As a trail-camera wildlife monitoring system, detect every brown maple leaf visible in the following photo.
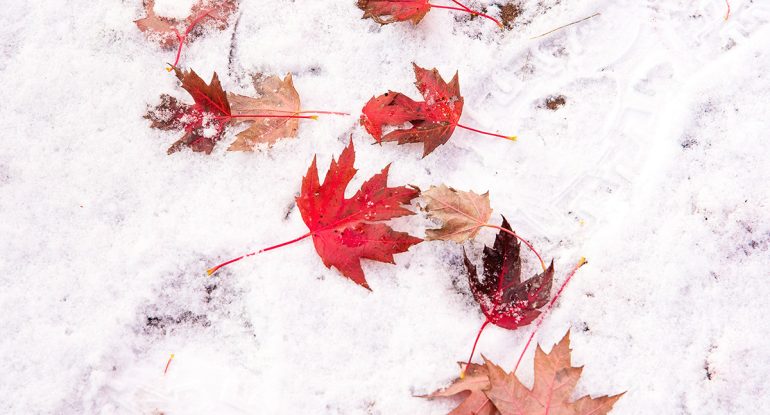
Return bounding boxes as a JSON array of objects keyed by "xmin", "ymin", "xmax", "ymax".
[
  {"xmin": 422, "ymin": 184, "xmax": 492, "ymax": 242},
  {"xmin": 428, "ymin": 331, "xmax": 624, "ymax": 415},
  {"xmin": 135, "ymin": 0, "xmax": 237, "ymax": 50},
  {"xmin": 425, "ymin": 362, "xmax": 498, "ymax": 415},
  {"xmin": 227, "ymin": 73, "xmax": 301, "ymax": 151},
  {"xmin": 483, "ymin": 331, "xmax": 625, "ymax": 415}
]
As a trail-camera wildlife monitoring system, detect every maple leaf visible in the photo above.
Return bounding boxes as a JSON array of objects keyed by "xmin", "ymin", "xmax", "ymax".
[
  {"xmin": 135, "ymin": 0, "xmax": 237, "ymax": 50},
  {"xmin": 430, "ymin": 331, "xmax": 624, "ymax": 415},
  {"xmin": 422, "ymin": 184, "xmax": 492, "ymax": 242},
  {"xmin": 207, "ymin": 140, "xmax": 422, "ymax": 289},
  {"xmin": 147, "ymin": 69, "xmax": 312, "ymax": 154},
  {"xmin": 227, "ymin": 73, "xmax": 301, "ymax": 151},
  {"xmin": 357, "ymin": 0, "xmax": 431, "ymax": 25},
  {"xmin": 425, "ymin": 362, "xmax": 498, "ymax": 415},
  {"xmin": 361, "ymin": 63, "xmax": 464, "ymax": 157},
  {"xmin": 465, "ymin": 217, "xmax": 555, "ymax": 330},
  {"xmin": 146, "ymin": 68, "xmax": 230, "ymax": 154},
  {"xmin": 483, "ymin": 331, "xmax": 625, "ymax": 414},
  {"xmin": 296, "ymin": 140, "xmax": 423, "ymax": 288},
  {"xmin": 357, "ymin": 0, "xmax": 503, "ymax": 27}
]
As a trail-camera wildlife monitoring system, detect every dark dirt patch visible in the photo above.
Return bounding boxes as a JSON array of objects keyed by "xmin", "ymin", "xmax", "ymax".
[
  {"xmin": 497, "ymin": 2, "xmax": 523, "ymax": 30},
  {"xmin": 545, "ymin": 95, "xmax": 566, "ymax": 110}
]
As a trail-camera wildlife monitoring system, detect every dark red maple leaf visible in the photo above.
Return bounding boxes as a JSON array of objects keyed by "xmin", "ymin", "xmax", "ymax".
[
  {"xmin": 460, "ymin": 216, "xmax": 555, "ymax": 375},
  {"xmin": 361, "ymin": 63, "xmax": 464, "ymax": 157},
  {"xmin": 146, "ymin": 68, "xmax": 231, "ymax": 154},
  {"xmin": 207, "ymin": 140, "xmax": 422, "ymax": 289},
  {"xmin": 357, "ymin": 0, "xmax": 502, "ymax": 27},
  {"xmin": 465, "ymin": 216, "xmax": 554, "ymax": 330}
]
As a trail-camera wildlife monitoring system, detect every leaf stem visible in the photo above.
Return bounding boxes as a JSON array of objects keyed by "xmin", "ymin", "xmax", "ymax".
[
  {"xmin": 216, "ymin": 114, "xmax": 319, "ymax": 120},
  {"xmin": 461, "ymin": 318, "xmax": 490, "ymax": 378},
  {"xmin": 206, "ymin": 232, "xmax": 312, "ymax": 275},
  {"xmin": 482, "ymin": 224, "xmax": 546, "ymax": 271},
  {"xmin": 163, "ymin": 353, "xmax": 175, "ymax": 375},
  {"xmin": 169, "ymin": 9, "xmax": 215, "ymax": 70},
  {"xmin": 512, "ymin": 257, "xmax": 587, "ymax": 374},
  {"xmin": 456, "ymin": 123, "xmax": 517, "ymax": 141},
  {"xmin": 428, "ymin": 1, "xmax": 503, "ymax": 28}
]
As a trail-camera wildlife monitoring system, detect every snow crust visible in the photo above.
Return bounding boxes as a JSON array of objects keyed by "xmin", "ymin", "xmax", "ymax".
[{"xmin": 1, "ymin": 0, "xmax": 769, "ymax": 413}]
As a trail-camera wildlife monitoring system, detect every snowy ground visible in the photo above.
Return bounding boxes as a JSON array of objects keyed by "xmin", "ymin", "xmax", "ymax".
[{"xmin": 1, "ymin": 0, "xmax": 769, "ymax": 413}]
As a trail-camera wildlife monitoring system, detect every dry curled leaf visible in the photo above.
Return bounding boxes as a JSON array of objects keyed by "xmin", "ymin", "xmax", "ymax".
[
  {"xmin": 422, "ymin": 184, "xmax": 492, "ymax": 242},
  {"xmin": 135, "ymin": 0, "xmax": 237, "ymax": 49},
  {"xmin": 484, "ymin": 331, "xmax": 624, "ymax": 415},
  {"xmin": 227, "ymin": 73, "xmax": 301, "ymax": 151}
]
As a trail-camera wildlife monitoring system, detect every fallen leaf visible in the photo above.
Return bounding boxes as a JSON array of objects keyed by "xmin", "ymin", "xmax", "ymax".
[
  {"xmin": 146, "ymin": 68, "xmax": 231, "ymax": 154},
  {"xmin": 135, "ymin": 0, "xmax": 237, "ymax": 50},
  {"xmin": 147, "ymin": 69, "xmax": 306, "ymax": 154},
  {"xmin": 357, "ymin": 0, "xmax": 431, "ymax": 25},
  {"xmin": 425, "ymin": 363, "xmax": 498, "ymax": 415},
  {"xmin": 465, "ymin": 217, "xmax": 554, "ymax": 330},
  {"xmin": 296, "ymin": 139, "xmax": 422, "ymax": 288},
  {"xmin": 361, "ymin": 63, "xmax": 464, "ymax": 157},
  {"xmin": 483, "ymin": 331, "xmax": 625, "ymax": 414},
  {"xmin": 422, "ymin": 184, "xmax": 492, "ymax": 242},
  {"xmin": 357, "ymin": 0, "xmax": 502, "ymax": 27},
  {"xmin": 227, "ymin": 73, "xmax": 301, "ymax": 151}
]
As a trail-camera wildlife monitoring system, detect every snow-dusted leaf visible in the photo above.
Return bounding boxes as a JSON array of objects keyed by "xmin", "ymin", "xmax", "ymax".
[
  {"xmin": 465, "ymin": 217, "xmax": 553, "ymax": 330},
  {"xmin": 135, "ymin": 0, "xmax": 237, "ymax": 49},
  {"xmin": 422, "ymin": 184, "xmax": 492, "ymax": 242}
]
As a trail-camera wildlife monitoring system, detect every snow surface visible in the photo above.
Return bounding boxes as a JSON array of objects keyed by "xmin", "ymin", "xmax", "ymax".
[{"xmin": 1, "ymin": 0, "xmax": 769, "ymax": 413}]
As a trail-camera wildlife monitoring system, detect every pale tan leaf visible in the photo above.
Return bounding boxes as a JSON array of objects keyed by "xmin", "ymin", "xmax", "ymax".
[
  {"xmin": 484, "ymin": 330, "xmax": 625, "ymax": 415},
  {"xmin": 425, "ymin": 363, "xmax": 498, "ymax": 415},
  {"xmin": 422, "ymin": 184, "xmax": 492, "ymax": 242},
  {"xmin": 227, "ymin": 73, "xmax": 301, "ymax": 151}
]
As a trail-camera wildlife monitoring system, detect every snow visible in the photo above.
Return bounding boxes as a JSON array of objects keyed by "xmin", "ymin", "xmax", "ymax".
[{"xmin": 1, "ymin": 0, "xmax": 769, "ymax": 413}]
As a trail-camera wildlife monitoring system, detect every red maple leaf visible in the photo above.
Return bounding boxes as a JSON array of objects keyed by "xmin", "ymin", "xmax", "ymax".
[
  {"xmin": 207, "ymin": 140, "xmax": 422, "ymax": 289},
  {"xmin": 146, "ymin": 68, "xmax": 231, "ymax": 154},
  {"xmin": 357, "ymin": 0, "xmax": 502, "ymax": 27},
  {"xmin": 361, "ymin": 64, "xmax": 514, "ymax": 157},
  {"xmin": 357, "ymin": 0, "xmax": 431, "ymax": 25},
  {"xmin": 361, "ymin": 63, "xmax": 464, "ymax": 157}
]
